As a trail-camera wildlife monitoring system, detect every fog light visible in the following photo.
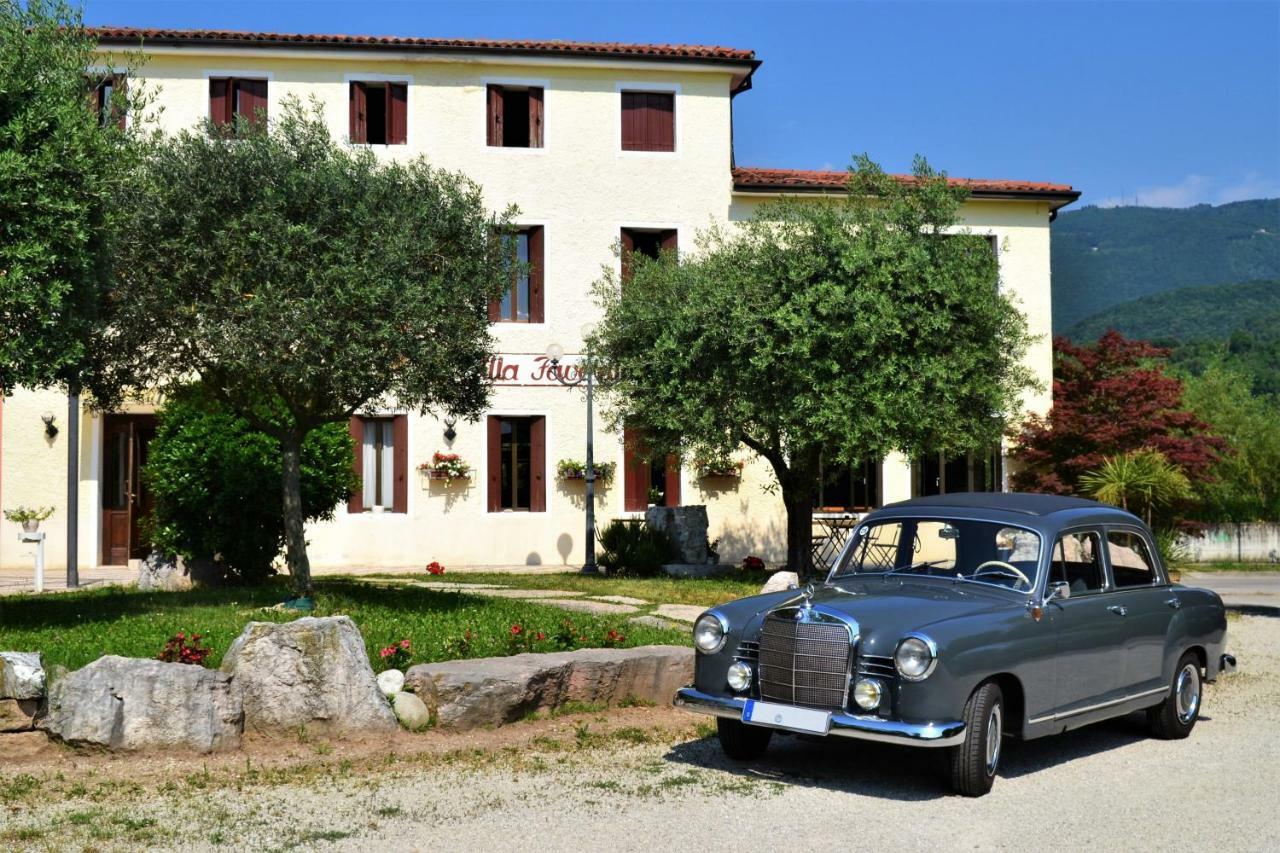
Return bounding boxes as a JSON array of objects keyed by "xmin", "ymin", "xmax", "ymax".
[
  {"xmin": 853, "ymin": 678, "xmax": 883, "ymax": 711},
  {"xmin": 727, "ymin": 660, "xmax": 753, "ymax": 692}
]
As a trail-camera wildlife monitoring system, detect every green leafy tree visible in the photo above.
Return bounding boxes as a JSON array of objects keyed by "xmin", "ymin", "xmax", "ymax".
[
  {"xmin": 591, "ymin": 156, "xmax": 1037, "ymax": 575},
  {"xmin": 90, "ymin": 99, "xmax": 510, "ymax": 593},
  {"xmin": 1181, "ymin": 363, "xmax": 1280, "ymax": 522},
  {"xmin": 145, "ymin": 386, "xmax": 356, "ymax": 584},
  {"xmin": 0, "ymin": 0, "xmax": 136, "ymax": 391},
  {"xmin": 1079, "ymin": 448, "xmax": 1193, "ymax": 526}
]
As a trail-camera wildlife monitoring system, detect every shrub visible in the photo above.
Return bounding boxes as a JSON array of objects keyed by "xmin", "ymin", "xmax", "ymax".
[
  {"xmin": 378, "ymin": 639, "xmax": 412, "ymax": 671},
  {"xmin": 157, "ymin": 632, "xmax": 212, "ymax": 666},
  {"xmin": 144, "ymin": 385, "xmax": 356, "ymax": 585},
  {"xmin": 742, "ymin": 555, "xmax": 765, "ymax": 571},
  {"xmin": 596, "ymin": 520, "xmax": 676, "ymax": 577},
  {"xmin": 425, "ymin": 561, "xmax": 446, "ymax": 576}
]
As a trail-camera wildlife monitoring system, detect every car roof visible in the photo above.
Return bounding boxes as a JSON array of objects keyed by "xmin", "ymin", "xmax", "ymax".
[{"xmin": 882, "ymin": 492, "xmax": 1107, "ymax": 517}]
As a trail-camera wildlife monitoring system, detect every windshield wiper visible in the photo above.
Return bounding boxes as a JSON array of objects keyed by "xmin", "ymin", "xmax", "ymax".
[{"xmin": 884, "ymin": 560, "xmax": 948, "ymax": 577}]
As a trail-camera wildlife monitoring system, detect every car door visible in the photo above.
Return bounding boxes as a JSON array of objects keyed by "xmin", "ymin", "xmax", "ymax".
[
  {"xmin": 1044, "ymin": 528, "xmax": 1125, "ymax": 714},
  {"xmin": 1103, "ymin": 527, "xmax": 1176, "ymax": 695}
]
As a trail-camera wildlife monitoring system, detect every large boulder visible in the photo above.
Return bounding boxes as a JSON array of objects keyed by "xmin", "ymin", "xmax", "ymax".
[
  {"xmin": 760, "ymin": 571, "xmax": 800, "ymax": 594},
  {"xmin": 221, "ymin": 616, "xmax": 396, "ymax": 736},
  {"xmin": 0, "ymin": 698, "xmax": 39, "ymax": 732},
  {"xmin": 405, "ymin": 645, "xmax": 692, "ymax": 730},
  {"xmin": 136, "ymin": 551, "xmax": 192, "ymax": 592},
  {"xmin": 645, "ymin": 505, "xmax": 710, "ymax": 564},
  {"xmin": 43, "ymin": 656, "xmax": 241, "ymax": 752},
  {"xmin": 0, "ymin": 652, "xmax": 45, "ymax": 700}
]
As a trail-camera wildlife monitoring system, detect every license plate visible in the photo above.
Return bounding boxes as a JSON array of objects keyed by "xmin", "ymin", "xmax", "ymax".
[{"xmin": 742, "ymin": 699, "xmax": 832, "ymax": 735}]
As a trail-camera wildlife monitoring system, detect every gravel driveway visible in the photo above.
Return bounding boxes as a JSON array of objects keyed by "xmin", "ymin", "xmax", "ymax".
[{"xmin": 4, "ymin": 615, "xmax": 1277, "ymax": 851}]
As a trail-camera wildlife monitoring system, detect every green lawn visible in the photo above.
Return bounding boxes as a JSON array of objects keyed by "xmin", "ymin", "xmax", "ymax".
[
  {"xmin": 352, "ymin": 570, "xmax": 771, "ymax": 607},
  {"xmin": 0, "ymin": 578, "xmax": 688, "ymax": 675},
  {"xmin": 1174, "ymin": 561, "xmax": 1280, "ymax": 573}
]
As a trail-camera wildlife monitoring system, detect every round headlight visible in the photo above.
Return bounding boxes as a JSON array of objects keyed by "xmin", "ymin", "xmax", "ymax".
[
  {"xmin": 693, "ymin": 612, "xmax": 728, "ymax": 654},
  {"xmin": 894, "ymin": 635, "xmax": 937, "ymax": 681},
  {"xmin": 853, "ymin": 678, "xmax": 883, "ymax": 711},
  {"xmin": 727, "ymin": 661, "xmax": 753, "ymax": 692}
]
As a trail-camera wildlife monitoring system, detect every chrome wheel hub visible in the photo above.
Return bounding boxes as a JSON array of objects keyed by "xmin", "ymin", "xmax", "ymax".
[
  {"xmin": 1175, "ymin": 663, "xmax": 1201, "ymax": 724},
  {"xmin": 985, "ymin": 703, "xmax": 1002, "ymax": 774}
]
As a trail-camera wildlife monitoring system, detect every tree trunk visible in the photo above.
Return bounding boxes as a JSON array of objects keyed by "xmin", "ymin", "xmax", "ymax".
[
  {"xmin": 280, "ymin": 431, "xmax": 312, "ymax": 595},
  {"xmin": 783, "ymin": 486, "xmax": 814, "ymax": 581}
]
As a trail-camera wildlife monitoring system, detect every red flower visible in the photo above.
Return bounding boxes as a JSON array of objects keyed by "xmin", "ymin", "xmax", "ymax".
[
  {"xmin": 535, "ymin": 632, "xmax": 546, "ymax": 641},
  {"xmin": 510, "ymin": 624, "xmax": 523, "ymax": 636},
  {"xmin": 400, "ymin": 639, "xmax": 411, "ymax": 650},
  {"xmin": 379, "ymin": 647, "xmax": 393, "ymax": 658}
]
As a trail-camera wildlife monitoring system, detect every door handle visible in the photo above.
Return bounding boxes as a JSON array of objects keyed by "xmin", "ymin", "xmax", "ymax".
[
  {"xmin": 1107, "ymin": 605, "xmax": 1128, "ymax": 617},
  {"xmin": 1165, "ymin": 597, "xmax": 1182, "ymax": 610}
]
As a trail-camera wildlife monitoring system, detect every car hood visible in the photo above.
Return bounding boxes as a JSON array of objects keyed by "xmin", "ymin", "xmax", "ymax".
[{"xmin": 722, "ymin": 576, "xmax": 1020, "ymax": 656}]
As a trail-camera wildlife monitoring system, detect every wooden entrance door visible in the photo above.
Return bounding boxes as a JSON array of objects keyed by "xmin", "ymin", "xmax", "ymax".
[{"xmin": 101, "ymin": 415, "xmax": 157, "ymax": 565}]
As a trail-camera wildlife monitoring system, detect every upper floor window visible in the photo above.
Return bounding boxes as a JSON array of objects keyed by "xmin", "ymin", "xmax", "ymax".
[
  {"xmin": 620, "ymin": 227, "xmax": 676, "ymax": 283},
  {"xmin": 210, "ymin": 77, "xmax": 268, "ymax": 131},
  {"xmin": 489, "ymin": 226, "xmax": 544, "ymax": 323},
  {"xmin": 350, "ymin": 81, "xmax": 407, "ymax": 145},
  {"xmin": 90, "ymin": 74, "xmax": 126, "ymax": 129},
  {"xmin": 621, "ymin": 90, "xmax": 674, "ymax": 152},
  {"xmin": 486, "ymin": 85, "xmax": 543, "ymax": 148}
]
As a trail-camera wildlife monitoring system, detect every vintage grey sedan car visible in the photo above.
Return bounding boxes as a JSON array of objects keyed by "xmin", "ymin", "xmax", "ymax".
[{"xmin": 675, "ymin": 493, "xmax": 1236, "ymax": 795}]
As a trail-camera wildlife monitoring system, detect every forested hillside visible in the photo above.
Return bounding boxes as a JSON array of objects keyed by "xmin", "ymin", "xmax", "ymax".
[{"xmin": 1065, "ymin": 279, "xmax": 1280, "ymax": 343}]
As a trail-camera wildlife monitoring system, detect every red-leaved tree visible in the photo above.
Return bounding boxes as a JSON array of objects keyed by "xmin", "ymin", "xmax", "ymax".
[{"xmin": 1010, "ymin": 331, "xmax": 1225, "ymax": 494}]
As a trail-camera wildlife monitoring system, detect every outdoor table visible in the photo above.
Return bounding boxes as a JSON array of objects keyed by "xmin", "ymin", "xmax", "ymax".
[{"xmin": 812, "ymin": 512, "xmax": 865, "ymax": 570}]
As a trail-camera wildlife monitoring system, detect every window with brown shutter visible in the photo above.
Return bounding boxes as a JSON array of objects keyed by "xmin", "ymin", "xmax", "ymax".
[
  {"xmin": 621, "ymin": 90, "xmax": 675, "ymax": 152},
  {"xmin": 350, "ymin": 81, "xmax": 408, "ymax": 145},
  {"xmin": 489, "ymin": 226, "xmax": 544, "ymax": 323},
  {"xmin": 620, "ymin": 228, "xmax": 677, "ymax": 284},
  {"xmin": 486, "ymin": 84, "xmax": 544, "ymax": 148},
  {"xmin": 89, "ymin": 74, "xmax": 126, "ymax": 130},
  {"xmin": 487, "ymin": 415, "xmax": 546, "ymax": 512},
  {"xmin": 348, "ymin": 414, "xmax": 408, "ymax": 513},
  {"xmin": 623, "ymin": 425, "xmax": 681, "ymax": 511},
  {"xmin": 209, "ymin": 77, "xmax": 268, "ymax": 132}
]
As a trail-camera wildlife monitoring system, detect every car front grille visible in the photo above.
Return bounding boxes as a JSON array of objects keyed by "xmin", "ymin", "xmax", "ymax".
[
  {"xmin": 757, "ymin": 611, "xmax": 853, "ymax": 711},
  {"xmin": 857, "ymin": 653, "xmax": 896, "ymax": 680}
]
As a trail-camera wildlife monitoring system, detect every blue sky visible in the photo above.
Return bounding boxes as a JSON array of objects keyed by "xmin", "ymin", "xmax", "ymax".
[{"xmin": 82, "ymin": 0, "xmax": 1280, "ymax": 209}]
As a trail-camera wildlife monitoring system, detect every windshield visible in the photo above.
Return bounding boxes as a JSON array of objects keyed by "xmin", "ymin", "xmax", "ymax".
[{"xmin": 831, "ymin": 517, "xmax": 1042, "ymax": 593}]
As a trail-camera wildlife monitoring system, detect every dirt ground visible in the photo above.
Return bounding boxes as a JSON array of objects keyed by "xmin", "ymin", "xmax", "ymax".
[{"xmin": 2, "ymin": 614, "xmax": 1277, "ymax": 852}]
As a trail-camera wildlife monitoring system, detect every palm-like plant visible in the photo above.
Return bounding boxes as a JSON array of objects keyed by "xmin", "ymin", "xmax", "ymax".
[{"xmin": 1080, "ymin": 449, "xmax": 1192, "ymax": 525}]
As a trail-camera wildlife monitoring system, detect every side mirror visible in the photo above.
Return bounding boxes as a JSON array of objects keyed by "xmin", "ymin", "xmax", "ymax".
[{"xmin": 1045, "ymin": 581, "xmax": 1071, "ymax": 604}]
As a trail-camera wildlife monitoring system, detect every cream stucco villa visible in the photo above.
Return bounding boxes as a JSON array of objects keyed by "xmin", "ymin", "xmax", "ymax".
[{"xmin": 0, "ymin": 28, "xmax": 1079, "ymax": 574}]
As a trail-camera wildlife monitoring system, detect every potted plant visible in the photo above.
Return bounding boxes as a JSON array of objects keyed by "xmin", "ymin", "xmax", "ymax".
[
  {"xmin": 556, "ymin": 459, "xmax": 615, "ymax": 484},
  {"xmin": 647, "ymin": 486, "xmax": 664, "ymax": 507},
  {"xmin": 694, "ymin": 453, "xmax": 744, "ymax": 480},
  {"xmin": 419, "ymin": 451, "xmax": 471, "ymax": 483},
  {"xmin": 4, "ymin": 506, "xmax": 54, "ymax": 534}
]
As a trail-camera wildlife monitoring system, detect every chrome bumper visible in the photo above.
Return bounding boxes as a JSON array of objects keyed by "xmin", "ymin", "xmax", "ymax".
[{"xmin": 673, "ymin": 687, "xmax": 966, "ymax": 748}]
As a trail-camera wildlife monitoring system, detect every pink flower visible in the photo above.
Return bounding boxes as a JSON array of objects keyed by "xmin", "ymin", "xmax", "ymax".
[
  {"xmin": 400, "ymin": 639, "xmax": 410, "ymax": 650},
  {"xmin": 379, "ymin": 647, "xmax": 392, "ymax": 658},
  {"xmin": 510, "ymin": 624, "xmax": 522, "ymax": 636}
]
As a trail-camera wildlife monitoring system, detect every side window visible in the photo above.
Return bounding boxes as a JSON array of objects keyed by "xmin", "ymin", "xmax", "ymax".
[
  {"xmin": 1107, "ymin": 530, "xmax": 1159, "ymax": 588},
  {"xmin": 1049, "ymin": 531, "xmax": 1104, "ymax": 595}
]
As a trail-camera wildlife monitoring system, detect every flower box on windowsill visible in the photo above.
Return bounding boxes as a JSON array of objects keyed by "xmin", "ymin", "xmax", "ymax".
[
  {"xmin": 424, "ymin": 470, "xmax": 469, "ymax": 482},
  {"xmin": 698, "ymin": 469, "xmax": 742, "ymax": 480}
]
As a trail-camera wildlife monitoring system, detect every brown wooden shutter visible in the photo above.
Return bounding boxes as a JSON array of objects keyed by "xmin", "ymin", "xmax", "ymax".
[
  {"xmin": 486, "ymin": 85, "xmax": 503, "ymax": 146},
  {"xmin": 487, "ymin": 228, "xmax": 504, "ymax": 321},
  {"xmin": 391, "ymin": 415, "xmax": 409, "ymax": 513},
  {"xmin": 623, "ymin": 425, "xmax": 646, "ymax": 512},
  {"xmin": 528, "ymin": 87, "xmax": 544, "ymax": 148},
  {"xmin": 209, "ymin": 78, "xmax": 232, "ymax": 127},
  {"xmin": 649, "ymin": 92, "xmax": 675, "ymax": 152},
  {"xmin": 349, "ymin": 82, "xmax": 366, "ymax": 143},
  {"xmin": 660, "ymin": 229, "xmax": 678, "ymax": 255},
  {"xmin": 620, "ymin": 228, "xmax": 636, "ymax": 285},
  {"xmin": 487, "ymin": 416, "xmax": 502, "ymax": 512},
  {"xmin": 347, "ymin": 417, "xmax": 365, "ymax": 514},
  {"xmin": 664, "ymin": 455, "xmax": 682, "ymax": 507},
  {"xmin": 111, "ymin": 75, "xmax": 127, "ymax": 130},
  {"xmin": 530, "ymin": 416, "xmax": 546, "ymax": 512},
  {"xmin": 387, "ymin": 83, "xmax": 408, "ymax": 145},
  {"xmin": 528, "ymin": 227, "xmax": 544, "ymax": 323},
  {"xmin": 240, "ymin": 79, "xmax": 267, "ymax": 125}
]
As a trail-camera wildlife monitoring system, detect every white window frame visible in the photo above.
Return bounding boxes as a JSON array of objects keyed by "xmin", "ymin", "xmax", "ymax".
[
  {"xmin": 480, "ymin": 76, "xmax": 551, "ymax": 154},
  {"xmin": 203, "ymin": 68, "xmax": 276, "ymax": 127},
  {"xmin": 483, "ymin": 410, "xmax": 551, "ymax": 515},
  {"xmin": 342, "ymin": 72, "xmax": 414, "ymax": 148}
]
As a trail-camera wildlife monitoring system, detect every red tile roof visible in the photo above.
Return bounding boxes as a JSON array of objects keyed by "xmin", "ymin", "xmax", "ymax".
[
  {"xmin": 90, "ymin": 27, "xmax": 758, "ymax": 65},
  {"xmin": 733, "ymin": 167, "xmax": 1078, "ymax": 200}
]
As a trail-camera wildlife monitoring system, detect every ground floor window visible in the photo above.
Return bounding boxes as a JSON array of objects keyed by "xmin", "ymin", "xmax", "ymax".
[
  {"xmin": 813, "ymin": 455, "xmax": 880, "ymax": 512},
  {"xmin": 487, "ymin": 415, "xmax": 546, "ymax": 512},
  {"xmin": 348, "ymin": 415, "xmax": 407, "ymax": 513},
  {"xmin": 913, "ymin": 447, "xmax": 1003, "ymax": 497},
  {"xmin": 623, "ymin": 426, "xmax": 680, "ymax": 511}
]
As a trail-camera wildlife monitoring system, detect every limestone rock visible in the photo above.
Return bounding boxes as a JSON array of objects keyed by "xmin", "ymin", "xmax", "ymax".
[
  {"xmin": 377, "ymin": 669, "xmax": 405, "ymax": 698},
  {"xmin": 0, "ymin": 698, "xmax": 39, "ymax": 732},
  {"xmin": 0, "ymin": 651, "xmax": 45, "ymax": 700},
  {"xmin": 44, "ymin": 656, "xmax": 241, "ymax": 752},
  {"xmin": 221, "ymin": 616, "xmax": 396, "ymax": 735},
  {"xmin": 136, "ymin": 551, "xmax": 192, "ymax": 592},
  {"xmin": 405, "ymin": 645, "xmax": 692, "ymax": 731},
  {"xmin": 645, "ymin": 505, "xmax": 710, "ymax": 564},
  {"xmin": 391, "ymin": 692, "xmax": 431, "ymax": 730},
  {"xmin": 0, "ymin": 731, "xmax": 53, "ymax": 762},
  {"xmin": 760, "ymin": 571, "xmax": 800, "ymax": 595}
]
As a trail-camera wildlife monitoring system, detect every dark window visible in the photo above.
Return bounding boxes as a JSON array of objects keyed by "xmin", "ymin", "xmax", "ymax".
[
  {"xmin": 487, "ymin": 416, "xmax": 546, "ymax": 512},
  {"xmin": 90, "ymin": 74, "xmax": 126, "ymax": 129},
  {"xmin": 623, "ymin": 426, "xmax": 680, "ymax": 511},
  {"xmin": 350, "ymin": 81, "xmax": 407, "ymax": 145},
  {"xmin": 814, "ymin": 456, "xmax": 879, "ymax": 512},
  {"xmin": 489, "ymin": 227, "xmax": 544, "ymax": 323},
  {"xmin": 915, "ymin": 448, "xmax": 1003, "ymax": 496},
  {"xmin": 621, "ymin": 91, "xmax": 675, "ymax": 152},
  {"xmin": 1107, "ymin": 530, "xmax": 1158, "ymax": 587},
  {"xmin": 210, "ymin": 77, "xmax": 268, "ymax": 131},
  {"xmin": 487, "ymin": 85, "xmax": 544, "ymax": 148},
  {"xmin": 620, "ymin": 228, "xmax": 677, "ymax": 283},
  {"xmin": 1049, "ymin": 531, "xmax": 1105, "ymax": 595}
]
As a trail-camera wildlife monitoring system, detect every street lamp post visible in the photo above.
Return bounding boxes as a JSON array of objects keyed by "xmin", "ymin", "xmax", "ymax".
[{"xmin": 546, "ymin": 333, "xmax": 599, "ymax": 575}]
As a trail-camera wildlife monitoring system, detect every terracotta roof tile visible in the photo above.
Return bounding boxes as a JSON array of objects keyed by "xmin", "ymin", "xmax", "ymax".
[
  {"xmin": 733, "ymin": 167, "xmax": 1076, "ymax": 196},
  {"xmin": 90, "ymin": 27, "xmax": 757, "ymax": 64}
]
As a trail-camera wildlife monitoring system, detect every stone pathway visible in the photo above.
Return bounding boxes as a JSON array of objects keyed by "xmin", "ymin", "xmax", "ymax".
[{"xmin": 407, "ymin": 578, "xmax": 709, "ymax": 627}]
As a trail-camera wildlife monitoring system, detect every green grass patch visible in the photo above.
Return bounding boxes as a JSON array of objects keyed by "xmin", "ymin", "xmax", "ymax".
[
  {"xmin": 354, "ymin": 569, "xmax": 769, "ymax": 607},
  {"xmin": 0, "ymin": 578, "xmax": 687, "ymax": 674},
  {"xmin": 1175, "ymin": 561, "xmax": 1280, "ymax": 573}
]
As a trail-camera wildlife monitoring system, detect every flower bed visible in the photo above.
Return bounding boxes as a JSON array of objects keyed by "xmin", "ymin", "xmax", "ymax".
[{"xmin": 556, "ymin": 459, "xmax": 615, "ymax": 483}]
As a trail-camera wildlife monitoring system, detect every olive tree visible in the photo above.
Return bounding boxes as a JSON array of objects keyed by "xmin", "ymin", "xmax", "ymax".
[
  {"xmin": 91, "ymin": 100, "xmax": 510, "ymax": 592},
  {"xmin": 591, "ymin": 156, "xmax": 1037, "ymax": 576}
]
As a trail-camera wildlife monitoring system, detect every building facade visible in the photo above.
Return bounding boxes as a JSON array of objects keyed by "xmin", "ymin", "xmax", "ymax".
[{"xmin": 0, "ymin": 28, "xmax": 1079, "ymax": 572}]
